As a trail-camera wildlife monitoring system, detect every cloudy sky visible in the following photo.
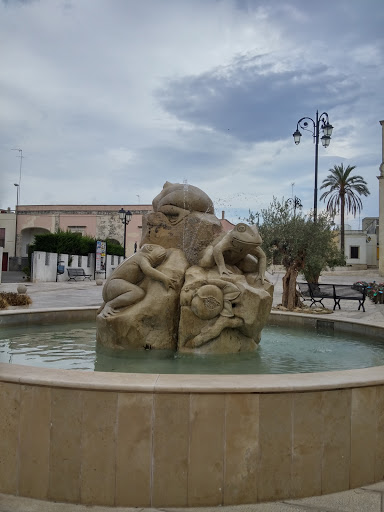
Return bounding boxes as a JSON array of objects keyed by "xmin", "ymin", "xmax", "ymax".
[{"xmin": 1, "ymin": 0, "xmax": 383, "ymax": 228}]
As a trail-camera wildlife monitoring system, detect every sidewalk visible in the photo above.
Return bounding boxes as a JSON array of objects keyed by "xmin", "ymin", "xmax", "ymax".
[
  {"xmin": 4, "ymin": 269, "xmax": 383, "ymax": 327},
  {"xmin": 268, "ymin": 268, "xmax": 384, "ymax": 329},
  {"xmin": 0, "ymin": 279, "xmax": 104, "ymax": 309},
  {"xmin": 1, "ymin": 269, "xmax": 384, "ymax": 512},
  {"xmin": 1, "ymin": 476, "xmax": 384, "ymax": 511}
]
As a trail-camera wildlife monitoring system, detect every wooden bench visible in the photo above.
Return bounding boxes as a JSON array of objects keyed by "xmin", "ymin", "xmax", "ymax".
[
  {"xmin": 297, "ymin": 282, "xmax": 366, "ymax": 312},
  {"xmin": 67, "ymin": 268, "xmax": 92, "ymax": 281}
]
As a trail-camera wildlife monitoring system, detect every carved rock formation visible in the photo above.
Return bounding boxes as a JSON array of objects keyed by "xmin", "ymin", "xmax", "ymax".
[
  {"xmin": 96, "ymin": 182, "xmax": 274, "ymax": 353},
  {"xmin": 141, "ymin": 211, "xmax": 223, "ymax": 266},
  {"xmin": 178, "ymin": 266, "xmax": 273, "ymax": 354},
  {"xmin": 96, "ymin": 248, "xmax": 188, "ymax": 350}
]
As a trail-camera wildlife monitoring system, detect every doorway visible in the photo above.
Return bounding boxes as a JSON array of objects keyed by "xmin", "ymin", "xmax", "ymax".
[{"xmin": 2, "ymin": 252, "xmax": 8, "ymax": 271}]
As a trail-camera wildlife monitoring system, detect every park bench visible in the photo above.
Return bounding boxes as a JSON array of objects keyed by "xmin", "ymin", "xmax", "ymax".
[
  {"xmin": 67, "ymin": 268, "xmax": 92, "ymax": 281},
  {"xmin": 297, "ymin": 282, "xmax": 366, "ymax": 312}
]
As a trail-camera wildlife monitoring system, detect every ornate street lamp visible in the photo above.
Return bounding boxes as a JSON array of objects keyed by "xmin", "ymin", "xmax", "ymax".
[
  {"xmin": 287, "ymin": 196, "xmax": 302, "ymax": 216},
  {"xmin": 293, "ymin": 111, "xmax": 333, "ymax": 222},
  {"xmin": 119, "ymin": 208, "xmax": 132, "ymax": 258}
]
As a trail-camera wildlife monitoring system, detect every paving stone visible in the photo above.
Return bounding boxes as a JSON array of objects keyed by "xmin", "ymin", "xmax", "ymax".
[
  {"xmin": 0, "ymin": 493, "xmax": 139, "ymax": 512},
  {"xmin": 287, "ymin": 487, "xmax": 382, "ymax": 511},
  {"xmin": 166, "ymin": 506, "xmax": 323, "ymax": 512},
  {"xmin": 362, "ymin": 482, "xmax": 384, "ymax": 492}
]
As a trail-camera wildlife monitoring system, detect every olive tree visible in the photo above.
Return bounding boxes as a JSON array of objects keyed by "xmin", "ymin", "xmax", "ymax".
[{"xmin": 246, "ymin": 198, "xmax": 345, "ymax": 310}]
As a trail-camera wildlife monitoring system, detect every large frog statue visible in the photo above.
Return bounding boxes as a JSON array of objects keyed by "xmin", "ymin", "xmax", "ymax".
[{"xmin": 152, "ymin": 181, "xmax": 215, "ymax": 224}]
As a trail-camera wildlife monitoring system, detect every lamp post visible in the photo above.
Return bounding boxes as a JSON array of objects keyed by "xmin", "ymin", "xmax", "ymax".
[
  {"xmin": 14, "ymin": 183, "xmax": 20, "ymax": 208},
  {"xmin": 293, "ymin": 111, "xmax": 333, "ymax": 222},
  {"xmin": 287, "ymin": 196, "xmax": 302, "ymax": 216},
  {"xmin": 11, "ymin": 148, "xmax": 23, "ymax": 204},
  {"xmin": 14, "ymin": 183, "xmax": 20, "ymax": 258},
  {"xmin": 119, "ymin": 208, "xmax": 132, "ymax": 258}
]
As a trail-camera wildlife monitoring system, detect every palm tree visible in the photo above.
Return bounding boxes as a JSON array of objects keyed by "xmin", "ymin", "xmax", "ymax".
[{"xmin": 320, "ymin": 164, "xmax": 370, "ymax": 254}]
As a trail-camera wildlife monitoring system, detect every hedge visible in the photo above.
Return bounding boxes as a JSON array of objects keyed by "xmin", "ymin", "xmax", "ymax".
[{"xmin": 28, "ymin": 230, "xmax": 124, "ymax": 257}]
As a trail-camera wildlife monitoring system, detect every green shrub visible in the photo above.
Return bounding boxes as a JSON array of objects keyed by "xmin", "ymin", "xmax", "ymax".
[{"xmin": 31, "ymin": 230, "xmax": 124, "ymax": 257}]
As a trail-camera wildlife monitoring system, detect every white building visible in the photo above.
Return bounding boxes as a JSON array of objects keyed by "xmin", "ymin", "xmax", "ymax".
[
  {"xmin": 379, "ymin": 120, "xmax": 384, "ymax": 276},
  {"xmin": 344, "ymin": 227, "xmax": 378, "ymax": 268}
]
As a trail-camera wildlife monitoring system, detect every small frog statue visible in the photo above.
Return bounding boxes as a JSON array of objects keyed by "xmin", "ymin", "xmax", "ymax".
[{"xmin": 199, "ymin": 223, "xmax": 266, "ymax": 284}]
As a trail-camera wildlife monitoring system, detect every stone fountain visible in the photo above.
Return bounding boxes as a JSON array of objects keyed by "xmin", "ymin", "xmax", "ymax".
[
  {"xmin": 2, "ymin": 183, "xmax": 384, "ymax": 507},
  {"xmin": 96, "ymin": 182, "xmax": 273, "ymax": 353}
]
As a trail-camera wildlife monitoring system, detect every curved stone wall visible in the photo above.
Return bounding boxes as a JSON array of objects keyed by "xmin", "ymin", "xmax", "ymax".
[{"xmin": 0, "ymin": 308, "xmax": 384, "ymax": 506}]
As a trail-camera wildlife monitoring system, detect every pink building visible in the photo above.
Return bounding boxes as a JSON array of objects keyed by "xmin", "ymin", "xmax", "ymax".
[
  {"xmin": 14, "ymin": 204, "xmax": 234, "ymax": 261},
  {"xmin": 15, "ymin": 204, "xmax": 152, "ymax": 260}
]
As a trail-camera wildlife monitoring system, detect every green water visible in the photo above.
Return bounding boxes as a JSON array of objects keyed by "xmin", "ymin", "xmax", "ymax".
[{"xmin": 0, "ymin": 322, "xmax": 383, "ymax": 374}]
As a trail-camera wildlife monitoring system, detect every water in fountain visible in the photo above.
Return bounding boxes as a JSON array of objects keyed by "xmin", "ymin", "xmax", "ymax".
[{"xmin": 2, "ymin": 321, "xmax": 384, "ymax": 374}]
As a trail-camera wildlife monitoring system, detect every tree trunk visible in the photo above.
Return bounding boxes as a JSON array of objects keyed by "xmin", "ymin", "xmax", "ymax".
[{"xmin": 282, "ymin": 266, "xmax": 299, "ymax": 309}]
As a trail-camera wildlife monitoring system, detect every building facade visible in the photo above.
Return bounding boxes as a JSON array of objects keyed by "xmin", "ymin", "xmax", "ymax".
[
  {"xmin": 14, "ymin": 204, "xmax": 152, "ymax": 263},
  {"xmin": 0, "ymin": 209, "xmax": 16, "ymax": 271},
  {"xmin": 3, "ymin": 205, "xmax": 234, "ymax": 270},
  {"xmin": 379, "ymin": 120, "xmax": 384, "ymax": 276},
  {"xmin": 343, "ymin": 229, "xmax": 378, "ymax": 267}
]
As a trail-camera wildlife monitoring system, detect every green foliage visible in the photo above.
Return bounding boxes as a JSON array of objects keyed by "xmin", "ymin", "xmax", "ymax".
[
  {"xmin": 245, "ymin": 198, "xmax": 345, "ymax": 309},
  {"xmin": 320, "ymin": 164, "xmax": 370, "ymax": 217},
  {"xmin": 320, "ymin": 163, "xmax": 370, "ymax": 253},
  {"xmin": 33, "ymin": 229, "xmax": 94, "ymax": 255},
  {"xmin": 105, "ymin": 238, "xmax": 125, "ymax": 256},
  {"xmin": 30, "ymin": 230, "xmax": 124, "ymax": 257},
  {"xmin": 246, "ymin": 198, "xmax": 344, "ymax": 281},
  {"xmin": 243, "ymin": 210, "xmax": 260, "ymax": 226}
]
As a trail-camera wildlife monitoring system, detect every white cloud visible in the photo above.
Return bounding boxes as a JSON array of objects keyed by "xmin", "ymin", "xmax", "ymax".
[{"xmin": 0, "ymin": 0, "xmax": 382, "ymax": 232}]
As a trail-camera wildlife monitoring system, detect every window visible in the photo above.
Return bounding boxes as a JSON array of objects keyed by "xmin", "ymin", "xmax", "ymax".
[
  {"xmin": 0, "ymin": 228, "xmax": 5, "ymax": 248},
  {"xmin": 68, "ymin": 226, "xmax": 86, "ymax": 235},
  {"xmin": 350, "ymin": 246, "xmax": 359, "ymax": 259}
]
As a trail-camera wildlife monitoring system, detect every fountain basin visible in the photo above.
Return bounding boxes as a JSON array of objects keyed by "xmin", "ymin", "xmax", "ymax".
[{"xmin": 1, "ymin": 307, "xmax": 384, "ymax": 507}]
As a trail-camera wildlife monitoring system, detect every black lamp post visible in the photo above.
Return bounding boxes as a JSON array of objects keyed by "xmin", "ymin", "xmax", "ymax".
[
  {"xmin": 14, "ymin": 183, "xmax": 20, "ymax": 259},
  {"xmin": 14, "ymin": 183, "xmax": 20, "ymax": 207},
  {"xmin": 119, "ymin": 208, "xmax": 132, "ymax": 258},
  {"xmin": 287, "ymin": 196, "xmax": 302, "ymax": 216},
  {"xmin": 293, "ymin": 111, "xmax": 333, "ymax": 222}
]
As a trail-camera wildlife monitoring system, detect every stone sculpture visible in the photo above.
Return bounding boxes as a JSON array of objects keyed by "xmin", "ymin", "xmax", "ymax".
[
  {"xmin": 199, "ymin": 223, "xmax": 266, "ymax": 282},
  {"xmin": 152, "ymin": 181, "xmax": 215, "ymax": 223},
  {"xmin": 141, "ymin": 181, "xmax": 222, "ymax": 265},
  {"xmin": 96, "ymin": 182, "xmax": 273, "ymax": 354},
  {"xmin": 98, "ymin": 244, "xmax": 176, "ymax": 319}
]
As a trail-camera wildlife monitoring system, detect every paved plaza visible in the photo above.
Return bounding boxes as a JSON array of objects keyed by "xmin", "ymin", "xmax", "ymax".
[
  {"xmin": 1, "ymin": 267, "xmax": 383, "ymax": 328},
  {"xmin": 1, "ymin": 268, "xmax": 384, "ymax": 511}
]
